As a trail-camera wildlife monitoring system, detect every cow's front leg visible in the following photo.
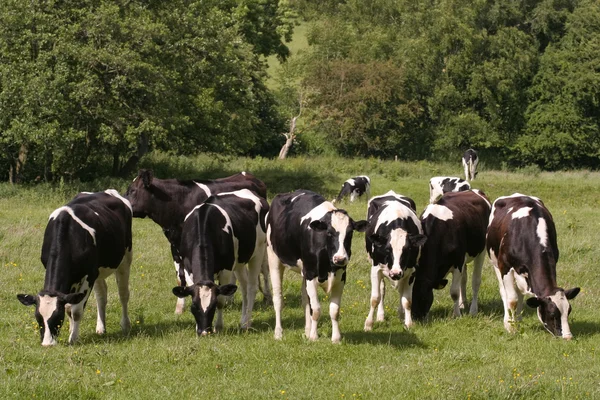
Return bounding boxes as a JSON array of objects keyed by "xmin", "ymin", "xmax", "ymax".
[
  {"xmin": 68, "ymin": 301, "xmax": 85, "ymax": 344},
  {"xmin": 305, "ymin": 277, "xmax": 321, "ymax": 341},
  {"xmin": 329, "ymin": 269, "xmax": 345, "ymax": 343},
  {"xmin": 364, "ymin": 265, "xmax": 383, "ymax": 331},
  {"xmin": 174, "ymin": 260, "xmax": 185, "ymax": 315},
  {"xmin": 398, "ymin": 273, "xmax": 415, "ymax": 328},
  {"xmin": 267, "ymin": 246, "xmax": 285, "ymax": 340},
  {"xmin": 94, "ymin": 279, "xmax": 108, "ymax": 334},
  {"xmin": 215, "ymin": 269, "xmax": 234, "ymax": 333},
  {"xmin": 115, "ymin": 249, "xmax": 132, "ymax": 332}
]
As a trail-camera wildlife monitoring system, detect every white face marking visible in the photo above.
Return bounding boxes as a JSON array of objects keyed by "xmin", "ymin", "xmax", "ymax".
[
  {"xmin": 374, "ymin": 202, "xmax": 422, "ymax": 233},
  {"xmin": 38, "ymin": 295, "xmax": 58, "ymax": 346},
  {"xmin": 194, "ymin": 182, "xmax": 212, "ymax": 197},
  {"xmin": 331, "ymin": 212, "xmax": 350, "ymax": 262},
  {"xmin": 512, "ymin": 207, "xmax": 532, "ymax": 219},
  {"xmin": 49, "ymin": 207, "xmax": 96, "ymax": 245},
  {"xmin": 537, "ymin": 218, "xmax": 548, "ymax": 248},
  {"xmin": 422, "ymin": 204, "xmax": 453, "ymax": 221},
  {"xmin": 300, "ymin": 201, "xmax": 337, "ymax": 225},
  {"xmin": 199, "ymin": 286, "xmax": 212, "ymax": 312},
  {"xmin": 389, "ymin": 228, "xmax": 407, "ymax": 274},
  {"xmin": 549, "ymin": 291, "xmax": 572, "ymax": 338},
  {"xmin": 105, "ymin": 189, "xmax": 133, "ymax": 215}
]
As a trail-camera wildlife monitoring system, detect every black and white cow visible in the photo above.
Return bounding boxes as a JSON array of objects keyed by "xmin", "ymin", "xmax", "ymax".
[
  {"xmin": 429, "ymin": 176, "xmax": 471, "ymax": 204},
  {"xmin": 364, "ymin": 191, "xmax": 426, "ymax": 331},
  {"xmin": 17, "ymin": 190, "xmax": 133, "ymax": 346},
  {"xmin": 266, "ymin": 190, "xmax": 367, "ymax": 342},
  {"xmin": 412, "ymin": 190, "xmax": 491, "ymax": 320},
  {"xmin": 462, "ymin": 149, "xmax": 479, "ymax": 181},
  {"xmin": 172, "ymin": 189, "xmax": 268, "ymax": 336},
  {"xmin": 334, "ymin": 176, "xmax": 371, "ymax": 203},
  {"xmin": 486, "ymin": 193, "xmax": 580, "ymax": 339},
  {"xmin": 124, "ymin": 169, "xmax": 271, "ymax": 313}
]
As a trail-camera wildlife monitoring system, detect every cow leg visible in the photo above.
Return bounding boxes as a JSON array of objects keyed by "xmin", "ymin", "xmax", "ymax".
[
  {"xmin": 267, "ymin": 246, "xmax": 285, "ymax": 340},
  {"xmin": 469, "ymin": 252, "xmax": 485, "ymax": 315},
  {"xmin": 115, "ymin": 249, "xmax": 132, "ymax": 332},
  {"xmin": 449, "ymin": 267, "xmax": 463, "ymax": 317},
  {"xmin": 378, "ymin": 278, "xmax": 386, "ymax": 321},
  {"xmin": 460, "ymin": 262, "xmax": 468, "ymax": 311},
  {"xmin": 463, "ymin": 161, "xmax": 469, "ymax": 181},
  {"xmin": 329, "ymin": 269, "xmax": 345, "ymax": 343},
  {"xmin": 350, "ymin": 190, "xmax": 357, "ymax": 202},
  {"xmin": 215, "ymin": 269, "xmax": 234, "ymax": 333},
  {"xmin": 259, "ymin": 252, "xmax": 273, "ymax": 305},
  {"xmin": 94, "ymin": 279, "xmax": 108, "ymax": 335},
  {"xmin": 68, "ymin": 300, "xmax": 86, "ymax": 345},
  {"xmin": 398, "ymin": 275, "xmax": 415, "ymax": 328},
  {"xmin": 301, "ymin": 278, "xmax": 311, "ymax": 338},
  {"xmin": 174, "ymin": 260, "xmax": 185, "ymax": 315},
  {"xmin": 305, "ymin": 277, "xmax": 321, "ymax": 341},
  {"xmin": 243, "ymin": 249, "xmax": 264, "ymax": 329},
  {"xmin": 498, "ymin": 268, "xmax": 518, "ymax": 333},
  {"xmin": 235, "ymin": 264, "xmax": 249, "ymax": 329},
  {"xmin": 365, "ymin": 266, "xmax": 383, "ymax": 331}
]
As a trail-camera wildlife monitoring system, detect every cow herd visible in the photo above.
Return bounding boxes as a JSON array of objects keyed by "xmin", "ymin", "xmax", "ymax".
[{"xmin": 17, "ymin": 150, "xmax": 580, "ymax": 346}]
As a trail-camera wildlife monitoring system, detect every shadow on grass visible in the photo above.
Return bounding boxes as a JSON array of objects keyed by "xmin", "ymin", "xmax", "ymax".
[
  {"xmin": 422, "ymin": 297, "xmax": 506, "ymax": 321},
  {"xmin": 570, "ymin": 320, "xmax": 600, "ymax": 338},
  {"xmin": 344, "ymin": 329, "xmax": 424, "ymax": 349}
]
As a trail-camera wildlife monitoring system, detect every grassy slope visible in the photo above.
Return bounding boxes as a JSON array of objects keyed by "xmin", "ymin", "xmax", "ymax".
[{"xmin": 1, "ymin": 155, "xmax": 599, "ymax": 399}]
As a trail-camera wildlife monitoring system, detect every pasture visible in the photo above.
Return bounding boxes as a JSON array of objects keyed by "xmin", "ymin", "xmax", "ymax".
[{"xmin": 1, "ymin": 155, "xmax": 599, "ymax": 399}]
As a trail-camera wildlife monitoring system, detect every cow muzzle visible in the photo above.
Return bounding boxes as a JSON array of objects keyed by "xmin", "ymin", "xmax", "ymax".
[
  {"xmin": 389, "ymin": 269, "xmax": 404, "ymax": 280},
  {"xmin": 332, "ymin": 255, "xmax": 348, "ymax": 266}
]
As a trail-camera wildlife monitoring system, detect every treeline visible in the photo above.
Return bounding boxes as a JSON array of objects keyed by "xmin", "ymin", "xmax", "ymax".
[
  {"xmin": 282, "ymin": 0, "xmax": 600, "ymax": 168},
  {"xmin": 1, "ymin": 0, "xmax": 599, "ymax": 183}
]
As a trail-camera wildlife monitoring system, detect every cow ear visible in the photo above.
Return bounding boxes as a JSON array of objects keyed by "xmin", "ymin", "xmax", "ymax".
[
  {"xmin": 309, "ymin": 220, "xmax": 328, "ymax": 232},
  {"xmin": 61, "ymin": 292, "xmax": 86, "ymax": 304},
  {"xmin": 409, "ymin": 234, "xmax": 427, "ymax": 247},
  {"xmin": 565, "ymin": 287, "xmax": 580, "ymax": 300},
  {"xmin": 353, "ymin": 220, "xmax": 368, "ymax": 232},
  {"xmin": 172, "ymin": 286, "xmax": 194, "ymax": 298},
  {"xmin": 217, "ymin": 284, "xmax": 237, "ymax": 297},
  {"xmin": 140, "ymin": 169, "xmax": 153, "ymax": 188},
  {"xmin": 526, "ymin": 297, "xmax": 542, "ymax": 308},
  {"xmin": 369, "ymin": 234, "xmax": 387, "ymax": 247},
  {"xmin": 17, "ymin": 294, "xmax": 36, "ymax": 306},
  {"xmin": 435, "ymin": 279, "xmax": 448, "ymax": 290}
]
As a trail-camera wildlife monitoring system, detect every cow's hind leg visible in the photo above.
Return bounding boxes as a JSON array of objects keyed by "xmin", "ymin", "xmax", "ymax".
[
  {"xmin": 115, "ymin": 249, "xmax": 132, "ymax": 332},
  {"xmin": 267, "ymin": 246, "xmax": 285, "ymax": 340},
  {"xmin": 364, "ymin": 265, "xmax": 383, "ymax": 331},
  {"xmin": 94, "ymin": 279, "xmax": 108, "ymax": 334},
  {"xmin": 329, "ymin": 269, "xmax": 345, "ymax": 343},
  {"xmin": 174, "ymin": 260, "xmax": 185, "ymax": 315},
  {"xmin": 469, "ymin": 252, "xmax": 484, "ymax": 315},
  {"xmin": 450, "ymin": 267, "xmax": 464, "ymax": 317},
  {"xmin": 259, "ymin": 250, "xmax": 273, "ymax": 305}
]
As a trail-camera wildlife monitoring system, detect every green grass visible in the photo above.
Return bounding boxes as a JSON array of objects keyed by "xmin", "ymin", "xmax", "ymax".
[{"xmin": 1, "ymin": 155, "xmax": 599, "ymax": 399}]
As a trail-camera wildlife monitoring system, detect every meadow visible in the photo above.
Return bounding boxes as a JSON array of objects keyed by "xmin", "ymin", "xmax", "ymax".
[{"xmin": 1, "ymin": 154, "xmax": 599, "ymax": 399}]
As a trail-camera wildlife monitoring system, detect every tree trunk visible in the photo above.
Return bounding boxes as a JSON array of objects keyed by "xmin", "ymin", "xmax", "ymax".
[
  {"xmin": 278, "ymin": 136, "xmax": 294, "ymax": 160},
  {"xmin": 119, "ymin": 133, "xmax": 149, "ymax": 177}
]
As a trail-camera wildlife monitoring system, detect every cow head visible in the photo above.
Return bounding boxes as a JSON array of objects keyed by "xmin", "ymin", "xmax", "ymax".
[
  {"xmin": 526, "ymin": 287, "xmax": 580, "ymax": 339},
  {"xmin": 370, "ymin": 230, "xmax": 427, "ymax": 280},
  {"xmin": 17, "ymin": 291, "xmax": 86, "ymax": 346},
  {"xmin": 309, "ymin": 210, "xmax": 367, "ymax": 267},
  {"xmin": 411, "ymin": 277, "xmax": 448, "ymax": 320},
  {"xmin": 172, "ymin": 281, "xmax": 237, "ymax": 336},
  {"xmin": 124, "ymin": 169, "xmax": 166, "ymax": 218}
]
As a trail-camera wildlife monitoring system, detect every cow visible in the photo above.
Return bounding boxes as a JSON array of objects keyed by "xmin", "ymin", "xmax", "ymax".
[
  {"xmin": 429, "ymin": 176, "xmax": 471, "ymax": 204},
  {"xmin": 412, "ymin": 190, "xmax": 491, "ymax": 320},
  {"xmin": 486, "ymin": 193, "xmax": 580, "ymax": 339},
  {"xmin": 124, "ymin": 169, "xmax": 271, "ymax": 313},
  {"xmin": 171, "ymin": 189, "xmax": 268, "ymax": 336},
  {"xmin": 363, "ymin": 191, "xmax": 426, "ymax": 331},
  {"xmin": 266, "ymin": 190, "xmax": 367, "ymax": 343},
  {"xmin": 333, "ymin": 176, "xmax": 371, "ymax": 203},
  {"xmin": 462, "ymin": 149, "xmax": 479, "ymax": 181},
  {"xmin": 17, "ymin": 190, "xmax": 133, "ymax": 346}
]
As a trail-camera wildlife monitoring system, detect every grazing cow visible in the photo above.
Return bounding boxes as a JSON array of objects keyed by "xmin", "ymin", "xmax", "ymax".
[
  {"xmin": 412, "ymin": 190, "xmax": 491, "ymax": 320},
  {"xmin": 363, "ymin": 191, "xmax": 426, "ymax": 331},
  {"xmin": 124, "ymin": 169, "xmax": 271, "ymax": 313},
  {"xmin": 334, "ymin": 176, "xmax": 371, "ymax": 203},
  {"xmin": 429, "ymin": 176, "xmax": 471, "ymax": 204},
  {"xmin": 17, "ymin": 190, "xmax": 132, "ymax": 346},
  {"xmin": 266, "ymin": 190, "xmax": 367, "ymax": 342},
  {"xmin": 172, "ymin": 189, "xmax": 268, "ymax": 336},
  {"xmin": 462, "ymin": 149, "xmax": 479, "ymax": 181},
  {"xmin": 486, "ymin": 193, "xmax": 580, "ymax": 339}
]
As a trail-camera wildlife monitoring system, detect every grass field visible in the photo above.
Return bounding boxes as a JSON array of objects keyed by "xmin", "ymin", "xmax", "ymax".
[{"xmin": 1, "ymin": 155, "xmax": 599, "ymax": 399}]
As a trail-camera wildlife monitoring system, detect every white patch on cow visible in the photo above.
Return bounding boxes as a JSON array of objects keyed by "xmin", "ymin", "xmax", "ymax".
[
  {"xmin": 242, "ymin": 171, "xmax": 247, "ymax": 176},
  {"xmin": 38, "ymin": 295, "xmax": 58, "ymax": 346},
  {"xmin": 374, "ymin": 201, "xmax": 421, "ymax": 233},
  {"xmin": 300, "ymin": 201, "xmax": 337, "ymax": 225},
  {"xmin": 81, "ymin": 191, "xmax": 94, "ymax": 195},
  {"xmin": 199, "ymin": 286, "xmax": 212, "ymax": 312},
  {"xmin": 537, "ymin": 218, "xmax": 548, "ymax": 248},
  {"xmin": 105, "ymin": 189, "xmax": 133, "ymax": 215},
  {"xmin": 549, "ymin": 291, "xmax": 573, "ymax": 338},
  {"xmin": 514, "ymin": 270, "xmax": 532, "ymax": 295},
  {"xmin": 49, "ymin": 206, "xmax": 96, "ymax": 245},
  {"xmin": 218, "ymin": 189, "xmax": 262, "ymax": 216},
  {"xmin": 291, "ymin": 193, "xmax": 305, "ymax": 202},
  {"xmin": 471, "ymin": 189, "xmax": 491, "ymax": 208},
  {"xmin": 422, "ymin": 204, "xmax": 453, "ymax": 221},
  {"xmin": 331, "ymin": 212, "xmax": 350, "ymax": 263},
  {"xmin": 512, "ymin": 207, "xmax": 532, "ymax": 219},
  {"xmin": 491, "ymin": 193, "xmax": 543, "ymax": 224},
  {"xmin": 184, "ymin": 204, "xmax": 204, "ymax": 222},
  {"xmin": 194, "ymin": 182, "xmax": 212, "ymax": 198},
  {"xmin": 70, "ymin": 274, "xmax": 90, "ymax": 294},
  {"xmin": 184, "ymin": 269, "xmax": 194, "ymax": 287},
  {"xmin": 489, "ymin": 248, "xmax": 498, "ymax": 266},
  {"xmin": 389, "ymin": 228, "xmax": 408, "ymax": 275},
  {"xmin": 344, "ymin": 178, "xmax": 356, "ymax": 186}
]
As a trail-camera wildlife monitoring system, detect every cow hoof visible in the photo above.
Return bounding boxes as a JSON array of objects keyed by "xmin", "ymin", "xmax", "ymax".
[
  {"xmin": 331, "ymin": 336, "xmax": 341, "ymax": 344},
  {"xmin": 96, "ymin": 328, "xmax": 106, "ymax": 335},
  {"xmin": 504, "ymin": 321, "xmax": 517, "ymax": 333},
  {"xmin": 274, "ymin": 331, "xmax": 283, "ymax": 340},
  {"xmin": 376, "ymin": 314, "xmax": 385, "ymax": 322},
  {"xmin": 121, "ymin": 319, "xmax": 131, "ymax": 332}
]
